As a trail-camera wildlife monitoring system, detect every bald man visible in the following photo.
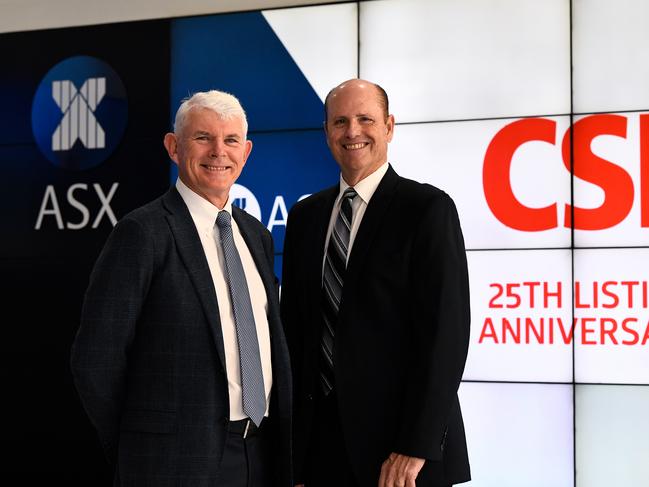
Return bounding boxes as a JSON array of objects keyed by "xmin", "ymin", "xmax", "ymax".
[{"xmin": 281, "ymin": 79, "xmax": 471, "ymax": 487}]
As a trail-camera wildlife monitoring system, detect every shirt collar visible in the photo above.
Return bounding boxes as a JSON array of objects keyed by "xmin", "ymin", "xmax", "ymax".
[
  {"xmin": 338, "ymin": 161, "xmax": 389, "ymax": 205},
  {"xmin": 175, "ymin": 177, "xmax": 233, "ymax": 230}
]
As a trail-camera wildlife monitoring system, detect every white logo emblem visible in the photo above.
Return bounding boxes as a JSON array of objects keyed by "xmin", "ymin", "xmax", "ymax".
[
  {"xmin": 230, "ymin": 184, "xmax": 262, "ymax": 222},
  {"xmin": 51, "ymin": 77, "xmax": 106, "ymax": 151}
]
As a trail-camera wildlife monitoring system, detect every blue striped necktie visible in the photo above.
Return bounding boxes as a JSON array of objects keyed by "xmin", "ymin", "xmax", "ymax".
[
  {"xmin": 321, "ymin": 187, "xmax": 357, "ymax": 395},
  {"xmin": 216, "ymin": 210, "xmax": 266, "ymax": 426}
]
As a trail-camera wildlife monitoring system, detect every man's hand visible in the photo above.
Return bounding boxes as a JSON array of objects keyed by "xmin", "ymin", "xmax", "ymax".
[{"xmin": 378, "ymin": 452, "xmax": 425, "ymax": 487}]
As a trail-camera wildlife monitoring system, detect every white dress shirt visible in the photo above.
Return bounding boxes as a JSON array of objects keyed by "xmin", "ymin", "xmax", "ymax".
[
  {"xmin": 323, "ymin": 161, "xmax": 390, "ymax": 273},
  {"xmin": 176, "ymin": 178, "xmax": 272, "ymax": 420}
]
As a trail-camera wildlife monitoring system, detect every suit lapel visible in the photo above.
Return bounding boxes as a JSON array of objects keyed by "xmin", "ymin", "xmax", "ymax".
[
  {"xmin": 340, "ymin": 166, "xmax": 401, "ymax": 315},
  {"xmin": 314, "ymin": 187, "xmax": 339, "ymax": 266},
  {"xmin": 309, "ymin": 186, "xmax": 339, "ymax": 311},
  {"xmin": 296, "ymin": 186, "xmax": 338, "ymax": 352},
  {"xmin": 162, "ymin": 188, "xmax": 227, "ymax": 369}
]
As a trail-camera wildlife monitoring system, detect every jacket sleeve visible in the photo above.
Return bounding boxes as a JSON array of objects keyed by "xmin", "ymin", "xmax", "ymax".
[
  {"xmin": 279, "ymin": 206, "xmax": 308, "ymax": 483},
  {"xmin": 280, "ymin": 207, "xmax": 301, "ymax": 378},
  {"xmin": 395, "ymin": 194, "xmax": 471, "ymax": 461},
  {"xmin": 70, "ymin": 217, "xmax": 154, "ymax": 463}
]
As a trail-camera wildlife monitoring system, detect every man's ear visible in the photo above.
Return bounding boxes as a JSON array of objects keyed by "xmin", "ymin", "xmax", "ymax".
[
  {"xmin": 385, "ymin": 114, "xmax": 395, "ymax": 142},
  {"xmin": 163, "ymin": 133, "xmax": 179, "ymax": 164},
  {"xmin": 242, "ymin": 139, "xmax": 253, "ymax": 165}
]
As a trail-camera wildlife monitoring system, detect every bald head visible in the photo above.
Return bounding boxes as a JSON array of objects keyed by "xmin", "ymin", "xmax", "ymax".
[{"xmin": 324, "ymin": 79, "xmax": 389, "ymax": 123}]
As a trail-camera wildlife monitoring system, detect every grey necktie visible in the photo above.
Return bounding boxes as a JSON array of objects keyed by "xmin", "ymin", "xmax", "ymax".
[
  {"xmin": 321, "ymin": 187, "xmax": 357, "ymax": 395},
  {"xmin": 216, "ymin": 210, "xmax": 266, "ymax": 426}
]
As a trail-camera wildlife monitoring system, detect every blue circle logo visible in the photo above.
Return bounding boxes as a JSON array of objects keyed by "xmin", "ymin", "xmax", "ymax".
[{"xmin": 31, "ymin": 56, "xmax": 128, "ymax": 170}]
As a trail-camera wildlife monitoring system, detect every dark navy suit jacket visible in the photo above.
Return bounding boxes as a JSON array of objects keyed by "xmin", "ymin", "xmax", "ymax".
[{"xmin": 71, "ymin": 187, "xmax": 292, "ymax": 487}]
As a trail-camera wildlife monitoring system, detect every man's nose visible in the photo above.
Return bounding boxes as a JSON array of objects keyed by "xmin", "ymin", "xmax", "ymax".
[
  {"xmin": 345, "ymin": 119, "xmax": 361, "ymax": 138},
  {"xmin": 209, "ymin": 138, "xmax": 226, "ymax": 157}
]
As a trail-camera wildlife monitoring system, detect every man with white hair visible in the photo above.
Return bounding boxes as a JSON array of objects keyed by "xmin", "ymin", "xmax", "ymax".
[{"xmin": 71, "ymin": 90, "xmax": 292, "ymax": 487}]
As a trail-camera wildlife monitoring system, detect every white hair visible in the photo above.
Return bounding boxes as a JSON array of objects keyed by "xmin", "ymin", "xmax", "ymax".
[{"xmin": 174, "ymin": 90, "xmax": 248, "ymax": 137}]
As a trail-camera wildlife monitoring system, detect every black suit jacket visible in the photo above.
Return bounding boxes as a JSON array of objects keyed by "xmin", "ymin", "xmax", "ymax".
[
  {"xmin": 71, "ymin": 187, "xmax": 292, "ymax": 487},
  {"xmin": 281, "ymin": 166, "xmax": 470, "ymax": 486}
]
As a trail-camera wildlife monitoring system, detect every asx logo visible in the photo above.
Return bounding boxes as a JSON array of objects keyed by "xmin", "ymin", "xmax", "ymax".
[
  {"xmin": 484, "ymin": 114, "xmax": 649, "ymax": 231},
  {"xmin": 31, "ymin": 56, "xmax": 127, "ymax": 170},
  {"xmin": 51, "ymin": 77, "xmax": 106, "ymax": 151}
]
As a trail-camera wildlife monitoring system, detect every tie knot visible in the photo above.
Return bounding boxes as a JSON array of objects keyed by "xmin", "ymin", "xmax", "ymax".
[
  {"xmin": 216, "ymin": 210, "xmax": 232, "ymax": 228},
  {"xmin": 342, "ymin": 187, "xmax": 357, "ymax": 202}
]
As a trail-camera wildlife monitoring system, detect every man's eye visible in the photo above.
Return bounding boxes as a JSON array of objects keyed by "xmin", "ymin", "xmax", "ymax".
[
  {"xmin": 333, "ymin": 119, "xmax": 346, "ymax": 126},
  {"xmin": 359, "ymin": 117, "xmax": 374, "ymax": 124},
  {"xmin": 225, "ymin": 138, "xmax": 240, "ymax": 144},
  {"xmin": 194, "ymin": 135, "xmax": 210, "ymax": 141}
]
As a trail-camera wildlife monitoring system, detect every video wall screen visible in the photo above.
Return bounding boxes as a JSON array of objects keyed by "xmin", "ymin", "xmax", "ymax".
[{"xmin": 3, "ymin": 0, "xmax": 648, "ymax": 485}]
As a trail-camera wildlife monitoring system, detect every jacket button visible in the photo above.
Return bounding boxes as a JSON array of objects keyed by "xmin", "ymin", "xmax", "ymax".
[{"xmin": 307, "ymin": 394, "xmax": 313, "ymax": 401}]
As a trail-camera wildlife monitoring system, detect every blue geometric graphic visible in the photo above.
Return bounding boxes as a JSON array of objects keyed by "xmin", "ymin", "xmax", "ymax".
[
  {"xmin": 171, "ymin": 12, "xmax": 326, "ymax": 132},
  {"xmin": 31, "ymin": 56, "xmax": 128, "ymax": 170}
]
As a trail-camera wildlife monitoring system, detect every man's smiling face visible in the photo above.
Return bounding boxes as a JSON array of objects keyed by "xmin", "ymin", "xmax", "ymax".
[
  {"xmin": 324, "ymin": 80, "xmax": 394, "ymax": 186},
  {"xmin": 165, "ymin": 107, "xmax": 252, "ymax": 208}
]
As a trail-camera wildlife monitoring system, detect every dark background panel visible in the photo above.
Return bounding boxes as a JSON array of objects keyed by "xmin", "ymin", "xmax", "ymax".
[{"xmin": 0, "ymin": 18, "xmax": 172, "ymax": 483}]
